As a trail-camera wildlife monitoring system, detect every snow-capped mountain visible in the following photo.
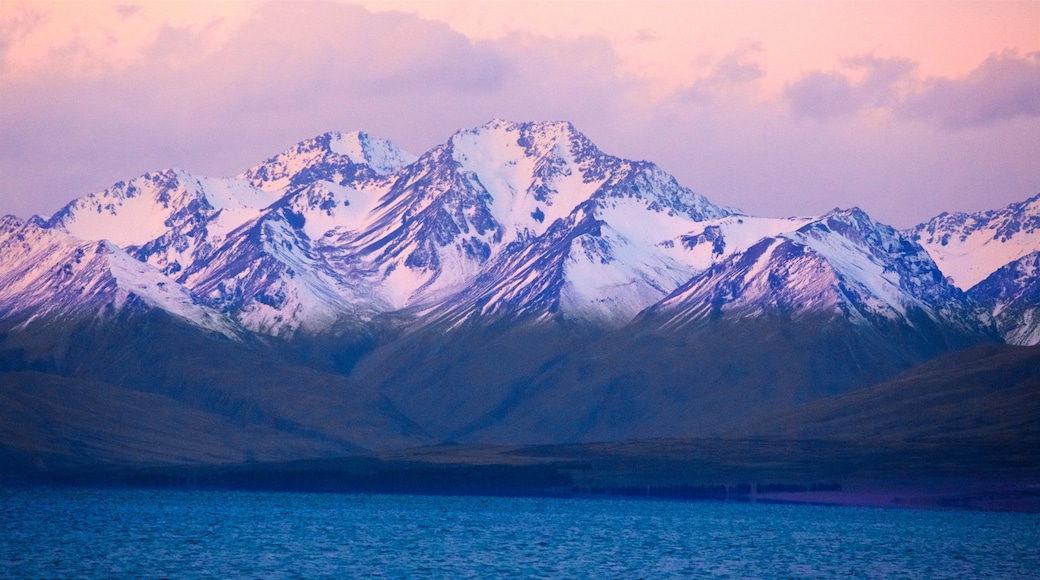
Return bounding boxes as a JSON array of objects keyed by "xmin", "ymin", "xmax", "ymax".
[
  {"xmin": 6, "ymin": 119, "xmax": 1036, "ymax": 460},
  {"xmin": 907, "ymin": 193, "xmax": 1040, "ymax": 291},
  {"xmin": 6, "ymin": 119, "xmax": 1026, "ymax": 344},
  {"xmin": 969, "ymin": 251, "xmax": 1040, "ymax": 345},
  {"xmin": 33, "ymin": 120, "xmax": 754, "ymax": 333},
  {"xmin": 352, "ymin": 120, "xmax": 744, "ymax": 324},
  {"xmin": 907, "ymin": 193, "xmax": 1040, "ymax": 345},
  {"xmin": 176, "ymin": 203, "xmax": 391, "ymax": 336},
  {"xmin": 0, "ymin": 215, "xmax": 235, "ymax": 336},
  {"xmin": 322, "ymin": 119, "xmax": 736, "ymax": 321},
  {"xmin": 645, "ymin": 208, "xmax": 987, "ymax": 339},
  {"xmin": 241, "ymin": 130, "xmax": 416, "ymax": 191},
  {"xmin": 40, "ymin": 133, "xmax": 411, "ymax": 335}
]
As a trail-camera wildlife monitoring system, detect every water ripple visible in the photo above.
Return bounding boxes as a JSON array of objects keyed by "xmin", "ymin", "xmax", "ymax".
[{"xmin": 1, "ymin": 488, "xmax": 1038, "ymax": 578}]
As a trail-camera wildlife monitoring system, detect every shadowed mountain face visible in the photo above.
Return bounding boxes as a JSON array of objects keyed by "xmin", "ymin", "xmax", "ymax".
[
  {"xmin": 969, "ymin": 252, "xmax": 1040, "ymax": 346},
  {"xmin": 0, "ymin": 309, "xmax": 429, "ymax": 469},
  {"xmin": 725, "ymin": 343, "xmax": 1040, "ymax": 442},
  {"xmin": 1, "ymin": 120, "xmax": 1035, "ymax": 471},
  {"xmin": 349, "ymin": 312, "xmax": 995, "ymax": 445}
]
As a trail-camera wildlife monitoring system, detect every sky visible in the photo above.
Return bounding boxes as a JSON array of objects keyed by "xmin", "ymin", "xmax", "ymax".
[{"xmin": 0, "ymin": 1, "xmax": 1038, "ymax": 228}]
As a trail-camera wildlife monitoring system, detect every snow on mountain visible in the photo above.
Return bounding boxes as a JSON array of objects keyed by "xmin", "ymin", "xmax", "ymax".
[
  {"xmin": 33, "ymin": 132, "xmax": 417, "ymax": 335},
  {"xmin": 646, "ymin": 208, "xmax": 985, "ymax": 334},
  {"xmin": 282, "ymin": 180, "xmax": 388, "ymax": 242},
  {"xmin": 10, "ymin": 120, "xmax": 1024, "ymax": 340},
  {"xmin": 32, "ymin": 120, "xmax": 748, "ymax": 330},
  {"xmin": 177, "ymin": 205, "xmax": 391, "ymax": 336},
  {"xmin": 351, "ymin": 119, "xmax": 739, "ymax": 323},
  {"xmin": 420, "ymin": 209, "xmax": 814, "ymax": 325},
  {"xmin": 241, "ymin": 131, "xmax": 416, "ymax": 191},
  {"xmin": 46, "ymin": 169, "xmax": 282, "ymax": 249},
  {"xmin": 907, "ymin": 193, "xmax": 1040, "ymax": 290},
  {"xmin": 0, "ymin": 215, "xmax": 236, "ymax": 336},
  {"xmin": 44, "ymin": 168, "xmax": 284, "ymax": 281},
  {"xmin": 321, "ymin": 120, "xmax": 630, "ymax": 307},
  {"xmin": 969, "ymin": 251, "xmax": 1040, "ymax": 345}
]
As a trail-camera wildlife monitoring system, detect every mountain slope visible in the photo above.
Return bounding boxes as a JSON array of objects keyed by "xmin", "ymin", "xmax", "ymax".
[
  {"xmin": 353, "ymin": 204, "xmax": 998, "ymax": 445},
  {"xmin": 353, "ymin": 310, "xmax": 996, "ymax": 446},
  {"xmin": 0, "ymin": 307, "xmax": 430, "ymax": 468},
  {"xmin": 47, "ymin": 168, "xmax": 282, "ymax": 258},
  {"xmin": 907, "ymin": 193, "xmax": 1040, "ymax": 345},
  {"xmin": 907, "ymin": 192, "xmax": 1040, "ymax": 290},
  {"xmin": 727, "ymin": 344, "xmax": 1040, "ymax": 442},
  {"xmin": 644, "ymin": 208, "xmax": 989, "ymax": 346},
  {"xmin": 969, "ymin": 251, "xmax": 1040, "ymax": 345},
  {"xmin": 322, "ymin": 119, "xmax": 737, "ymax": 322},
  {"xmin": 38, "ymin": 134, "xmax": 415, "ymax": 336},
  {"xmin": 0, "ymin": 371, "xmax": 351, "ymax": 469},
  {"xmin": 0, "ymin": 215, "xmax": 235, "ymax": 336}
]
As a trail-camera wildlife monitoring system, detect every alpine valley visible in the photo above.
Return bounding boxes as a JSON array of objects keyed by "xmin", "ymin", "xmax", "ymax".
[{"xmin": 2, "ymin": 120, "xmax": 1038, "ymax": 493}]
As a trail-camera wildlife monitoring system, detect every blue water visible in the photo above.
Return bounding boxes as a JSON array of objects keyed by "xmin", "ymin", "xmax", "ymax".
[{"xmin": 2, "ymin": 489, "xmax": 1038, "ymax": 578}]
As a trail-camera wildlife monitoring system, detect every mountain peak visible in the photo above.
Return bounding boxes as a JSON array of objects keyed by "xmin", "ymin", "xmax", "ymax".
[
  {"xmin": 44, "ymin": 168, "xmax": 214, "ymax": 247},
  {"xmin": 7, "ymin": 120, "xmax": 1028, "ymax": 345},
  {"xmin": 241, "ymin": 130, "xmax": 415, "ymax": 191},
  {"xmin": 647, "ymin": 203, "xmax": 981, "ymax": 337},
  {"xmin": 798, "ymin": 206, "xmax": 884, "ymax": 242},
  {"xmin": 0, "ymin": 214, "xmax": 24, "ymax": 232},
  {"xmin": 325, "ymin": 130, "xmax": 417, "ymax": 176},
  {"xmin": 907, "ymin": 192, "xmax": 1040, "ymax": 290}
]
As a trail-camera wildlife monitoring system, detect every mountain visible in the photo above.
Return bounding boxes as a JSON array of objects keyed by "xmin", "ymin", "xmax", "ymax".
[
  {"xmin": 969, "ymin": 251, "xmax": 1040, "ymax": 346},
  {"xmin": 35, "ymin": 120, "xmax": 744, "ymax": 334},
  {"xmin": 646, "ymin": 208, "xmax": 987, "ymax": 341},
  {"xmin": 0, "ymin": 304, "xmax": 429, "ymax": 470},
  {"xmin": 33, "ymin": 119, "xmax": 1007, "ymax": 340},
  {"xmin": 2, "ymin": 119, "xmax": 1032, "ymax": 469},
  {"xmin": 42, "ymin": 137, "xmax": 407, "ymax": 336},
  {"xmin": 241, "ymin": 130, "xmax": 416, "ymax": 190},
  {"xmin": 320, "ymin": 119, "xmax": 737, "ymax": 324},
  {"xmin": 907, "ymin": 192, "xmax": 1040, "ymax": 344},
  {"xmin": 727, "ymin": 343, "xmax": 1040, "ymax": 442},
  {"xmin": 353, "ymin": 210, "xmax": 995, "ymax": 446},
  {"xmin": 0, "ymin": 215, "xmax": 235, "ymax": 337},
  {"xmin": 907, "ymin": 193, "xmax": 1040, "ymax": 291}
]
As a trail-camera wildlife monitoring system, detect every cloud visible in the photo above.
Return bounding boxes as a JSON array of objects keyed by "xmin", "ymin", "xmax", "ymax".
[
  {"xmin": 783, "ymin": 71, "xmax": 861, "ymax": 120},
  {"xmin": 680, "ymin": 44, "xmax": 765, "ymax": 104},
  {"xmin": 0, "ymin": 1, "xmax": 1037, "ymax": 231},
  {"xmin": 634, "ymin": 29, "xmax": 658, "ymax": 43},
  {"xmin": 0, "ymin": 1, "xmax": 630, "ymax": 217},
  {"xmin": 0, "ymin": 3, "xmax": 46, "ymax": 62},
  {"xmin": 115, "ymin": 3, "xmax": 141, "ymax": 19},
  {"xmin": 899, "ymin": 50, "xmax": 1040, "ymax": 129},
  {"xmin": 785, "ymin": 51, "xmax": 1040, "ymax": 130},
  {"xmin": 784, "ymin": 55, "xmax": 916, "ymax": 120}
]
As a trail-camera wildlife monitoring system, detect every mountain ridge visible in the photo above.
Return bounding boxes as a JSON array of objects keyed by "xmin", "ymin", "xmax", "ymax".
[
  {"xmin": 15, "ymin": 118, "xmax": 1024, "ymax": 342},
  {"xmin": 2, "ymin": 119, "xmax": 1037, "ymax": 468}
]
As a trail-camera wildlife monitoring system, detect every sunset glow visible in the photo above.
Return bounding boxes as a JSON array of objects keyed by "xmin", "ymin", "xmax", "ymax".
[{"xmin": 1, "ymin": 0, "xmax": 1038, "ymax": 226}]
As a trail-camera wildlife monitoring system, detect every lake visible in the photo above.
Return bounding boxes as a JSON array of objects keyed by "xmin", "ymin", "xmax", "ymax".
[{"xmin": 2, "ymin": 488, "xmax": 1038, "ymax": 578}]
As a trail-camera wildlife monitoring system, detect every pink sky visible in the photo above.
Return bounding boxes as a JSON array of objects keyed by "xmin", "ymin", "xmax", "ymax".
[{"xmin": 1, "ymin": 0, "xmax": 1038, "ymax": 227}]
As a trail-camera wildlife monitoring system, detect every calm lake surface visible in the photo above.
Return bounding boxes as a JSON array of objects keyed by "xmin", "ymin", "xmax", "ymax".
[{"xmin": 2, "ymin": 488, "xmax": 1038, "ymax": 578}]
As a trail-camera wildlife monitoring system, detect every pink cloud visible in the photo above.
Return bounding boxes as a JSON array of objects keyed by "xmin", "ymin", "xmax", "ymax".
[
  {"xmin": 784, "ymin": 51, "xmax": 1040, "ymax": 129},
  {"xmin": 900, "ymin": 51, "xmax": 1040, "ymax": 129},
  {"xmin": 783, "ymin": 55, "xmax": 916, "ymax": 120},
  {"xmin": 680, "ymin": 44, "xmax": 765, "ymax": 105},
  {"xmin": 1, "ymin": 1, "xmax": 1037, "ymax": 231}
]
